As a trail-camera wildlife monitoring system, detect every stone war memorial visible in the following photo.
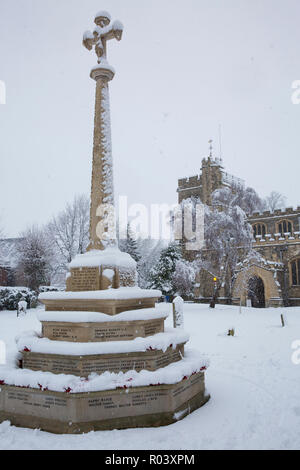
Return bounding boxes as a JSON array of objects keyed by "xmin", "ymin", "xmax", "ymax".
[{"xmin": 0, "ymin": 11, "xmax": 210, "ymax": 434}]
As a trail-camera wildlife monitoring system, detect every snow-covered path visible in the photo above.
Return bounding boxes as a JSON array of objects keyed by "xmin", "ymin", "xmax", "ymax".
[{"xmin": 0, "ymin": 303, "xmax": 299, "ymax": 450}]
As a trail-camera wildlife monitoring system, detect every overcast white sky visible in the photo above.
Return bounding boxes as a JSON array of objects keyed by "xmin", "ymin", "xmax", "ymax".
[{"xmin": 1, "ymin": 0, "xmax": 300, "ymax": 237}]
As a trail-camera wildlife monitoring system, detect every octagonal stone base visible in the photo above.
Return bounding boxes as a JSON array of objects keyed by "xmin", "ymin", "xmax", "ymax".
[
  {"xmin": 41, "ymin": 317, "xmax": 165, "ymax": 342},
  {"xmin": 21, "ymin": 344, "xmax": 185, "ymax": 377},
  {"xmin": 41, "ymin": 297, "xmax": 158, "ymax": 315},
  {"xmin": 0, "ymin": 372, "xmax": 209, "ymax": 434}
]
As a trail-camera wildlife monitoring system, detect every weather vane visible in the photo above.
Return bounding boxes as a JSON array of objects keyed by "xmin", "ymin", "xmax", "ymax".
[{"xmin": 208, "ymin": 139, "xmax": 213, "ymax": 158}]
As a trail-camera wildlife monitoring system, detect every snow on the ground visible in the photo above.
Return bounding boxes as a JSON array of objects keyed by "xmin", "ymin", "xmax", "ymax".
[{"xmin": 0, "ymin": 303, "xmax": 300, "ymax": 449}]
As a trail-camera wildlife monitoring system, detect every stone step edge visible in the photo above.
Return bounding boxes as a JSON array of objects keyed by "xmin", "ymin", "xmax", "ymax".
[
  {"xmin": 37, "ymin": 307, "xmax": 169, "ymax": 324},
  {"xmin": 16, "ymin": 328, "xmax": 189, "ymax": 356},
  {"xmin": 21, "ymin": 343, "xmax": 185, "ymax": 361},
  {"xmin": 0, "ymin": 350, "xmax": 209, "ymax": 394},
  {"xmin": 0, "ymin": 389, "xmax": 210, "ymax": 434}
]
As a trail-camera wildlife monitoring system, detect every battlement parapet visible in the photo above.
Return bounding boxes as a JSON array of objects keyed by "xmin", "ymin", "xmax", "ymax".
[
  {"xmin": 248, "ymin": 207, "xmax": 300, "ymax": 221},
  {"xmin": 178, "ymin": 174, "xmax": 201, "ymax": 189},
  {"xmin": 253, "ymin": 231, "xmax": 300, "ymax": 245}
]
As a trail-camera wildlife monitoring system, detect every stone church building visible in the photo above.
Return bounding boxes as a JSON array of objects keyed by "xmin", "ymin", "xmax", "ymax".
[{"xmin": 177, "ymin": 153, "xmax": 300, "ymax": 308}]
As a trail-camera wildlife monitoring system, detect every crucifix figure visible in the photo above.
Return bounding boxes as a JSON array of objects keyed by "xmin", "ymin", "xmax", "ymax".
[
  {"xmin": 83, "ymin": 12, "xmax": 123, "ymax": 251},
  {"xmin": 83, "ymin": 11, "xmax": 123, "ymax": 64}
]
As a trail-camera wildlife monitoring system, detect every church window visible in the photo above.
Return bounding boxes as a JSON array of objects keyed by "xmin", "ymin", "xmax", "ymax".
[
  {"xmin": 291, "ymin": 259, "xmax": 300, "ymax": 285},
  {"xmin": 277, "ymin": 220, "xmax": 293, "ymax": 235},
  {"xmin": 252, "ymin": 223, "xmax": 266, "ymax": 238}
]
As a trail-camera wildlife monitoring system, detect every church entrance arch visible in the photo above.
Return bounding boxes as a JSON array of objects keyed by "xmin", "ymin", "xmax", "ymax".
[{"xmin": 248, "ymin": 276, "xmax": 265, "ymax": 308}]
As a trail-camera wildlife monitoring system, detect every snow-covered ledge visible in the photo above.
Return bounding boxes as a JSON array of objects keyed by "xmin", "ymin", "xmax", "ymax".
[
  {"xmin": 16, "ymin": 328, "xmax": 188, "ymax": 356},
  {"xmin": 66, "ymin": 247, "xmax": 139, "ymax": 291},
  {"xmin": 0, "ymin": 349, "xmax": 208, "ymax": 394},
  {"xmin": 69, "ymin": 247, "xmax": 136, "ymax": 270},
  {"xmin": 37, "ymin": 307, "xmax": 168, "ymax": 324},
  {"xmin": 38, "ymin": 287, "xmax": 162, "ymax": 316},
  {"xmin": 39, "ymin": 287, "xmax": 161, "ymax": 302}
]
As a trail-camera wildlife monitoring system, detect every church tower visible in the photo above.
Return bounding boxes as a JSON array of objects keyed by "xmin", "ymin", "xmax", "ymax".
[{"xmin": 177, "ymin": 140, "xmax": 226, "ymax": 206}]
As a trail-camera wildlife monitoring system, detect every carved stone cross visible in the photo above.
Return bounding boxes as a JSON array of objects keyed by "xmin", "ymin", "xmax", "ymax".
[
  {"xmin": 83, "ymin": 11, "xmax": 123, "ymax": 64},
  {"xmin": 82, "ymin": 12, "xmax": 123, "ymax": 251}
]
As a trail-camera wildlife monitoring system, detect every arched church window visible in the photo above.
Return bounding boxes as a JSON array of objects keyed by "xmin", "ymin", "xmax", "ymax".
[
  {"xmin": 277, "ymin": 220, "xmax": 293, "ymax": 236},
  {"xmin": 291, "ymin": 259, "xmax": 300, "ymax": 285},
  {"xmin": 252, "ymin": 223, "xmax": 266, "ymax": 239}
]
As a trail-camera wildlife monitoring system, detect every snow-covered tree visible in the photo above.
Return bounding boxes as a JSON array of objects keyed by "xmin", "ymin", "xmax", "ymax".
[
  {"xmin": 119, "ymin": 223, "xmax": 141, "ymax": 263},
  {"xmin": 136, "ymin": 238, "xmax": 165, "ymax": 288},
  {"xmin": 172, "ymin": 259, "xmax": 196, "ymax": 298},
  {"xmin": 212, "ymin": 184, "xmax": 265, "ymax": 215},
  {"xmin": 16, "ymin": 226, "xmax": 53, "ymax": 291},
  {"xmin": 264, "ymin": 191, "xmax": 286, "ymax": 213},
  {"xmin": 46, "ymin": 194, "xmax": 89, "ymax": 277},
  {"xmin": 204, "ymin": 203, "xmax": 253, "ymax": 306},
  {"xmin": 150, "ymin": 242, "xmax": 182, "ymax": 296},
  {"xmin": 171, "ymin": 196, "xmax": 202, "ymax": 243}
]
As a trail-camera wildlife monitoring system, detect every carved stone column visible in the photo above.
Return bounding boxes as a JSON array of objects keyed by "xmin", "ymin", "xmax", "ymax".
[{"xmin": 88, "ymin": 64, "xmax": 116, "ymax": 251}]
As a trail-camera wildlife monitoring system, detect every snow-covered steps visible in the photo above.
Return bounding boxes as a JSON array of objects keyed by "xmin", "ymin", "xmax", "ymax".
[
  {"xmin": 37, "ymin": 308, "xmax": 169, "ymax": 343},
  {"xmin": 0, "ymin": 350, "xmax": 209, "ymax": 433},
  {"xmin": 17, "ymin": 329, "xmax": 189, "ymax": 377},
  {"xmin": 20, "ymin": 345, "xmax": 184, "ymax": 377},
  {"xmin": 0, "ymin": 370, "xmax": 209, "ymax": 434},
  {"xmin": 16, "ymin": 328, "xmax": 188, "ymax": 356},
  {"xmin": 0, "ymin": 349, "xmax": 208, "ymax": 393},
  {"xmin": 39, "ymin": 287, "xmax": 162, "ymax": 315}
]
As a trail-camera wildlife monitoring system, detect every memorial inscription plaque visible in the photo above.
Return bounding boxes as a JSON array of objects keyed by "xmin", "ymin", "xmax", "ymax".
[
  {"xmin": 21, "ymin": 344, "xmax": 185, "ymax": 376},
  {"xmin": 70, "ymin": 267, "xmax": 99, "ymax": 291},
  {"xmin": 0, "ymin": 372, "xmax": 209, "ymax": 433},
  {"xmin": 41, "ymin": 317, "xmax": 165, "ymax": 342}
]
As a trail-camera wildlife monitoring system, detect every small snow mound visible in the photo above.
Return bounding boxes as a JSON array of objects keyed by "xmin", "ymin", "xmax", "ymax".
[
  {"xmin": 69, "ymin": 247, "xmax": 136, "ymax": 269},
  {"xmin": 173, "ymin": 407, "xmax": 189, "ymax": 421},
  {"xmin": 112, "ymin": 20, "xmax": 124, "ymax": 31},
  {"xmin": 83, "ymin": 30, "xmax": 94, "ymax": 40},
  {"xmin": 95, "ymin": 11, "xmax": 111, "ymax": 21},
  {"xmin": 0, "ymin": 421, "xmax": 11, "ymax": 432},
  {"xmin": 91, "ymin": 61, "xmax": 115, "ymax": 75}
]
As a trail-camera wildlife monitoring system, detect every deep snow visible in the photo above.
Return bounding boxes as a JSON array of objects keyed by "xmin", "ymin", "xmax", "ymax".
[{"xmin": 0, "ymin": 302, "xmax": 300, "ymax": 450}]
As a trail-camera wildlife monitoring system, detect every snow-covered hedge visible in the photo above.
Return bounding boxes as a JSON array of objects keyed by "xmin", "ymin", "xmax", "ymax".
[
  {"xmin": 0, "ymin": 287, "xmax": 37, "ymax": 311},
  {"xmin": 39, "ymin": 286, "xmax": 64, "ymax": 294}
]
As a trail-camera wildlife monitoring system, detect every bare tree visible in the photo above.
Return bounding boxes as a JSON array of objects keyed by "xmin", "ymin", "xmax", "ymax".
[
  {"xmin": 264, "ymin": 191, "xmax": 286, "ymax": 213},
  {"xmin": 46, "ymin": 194, "xmax": 90, "ymax": 276}
]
